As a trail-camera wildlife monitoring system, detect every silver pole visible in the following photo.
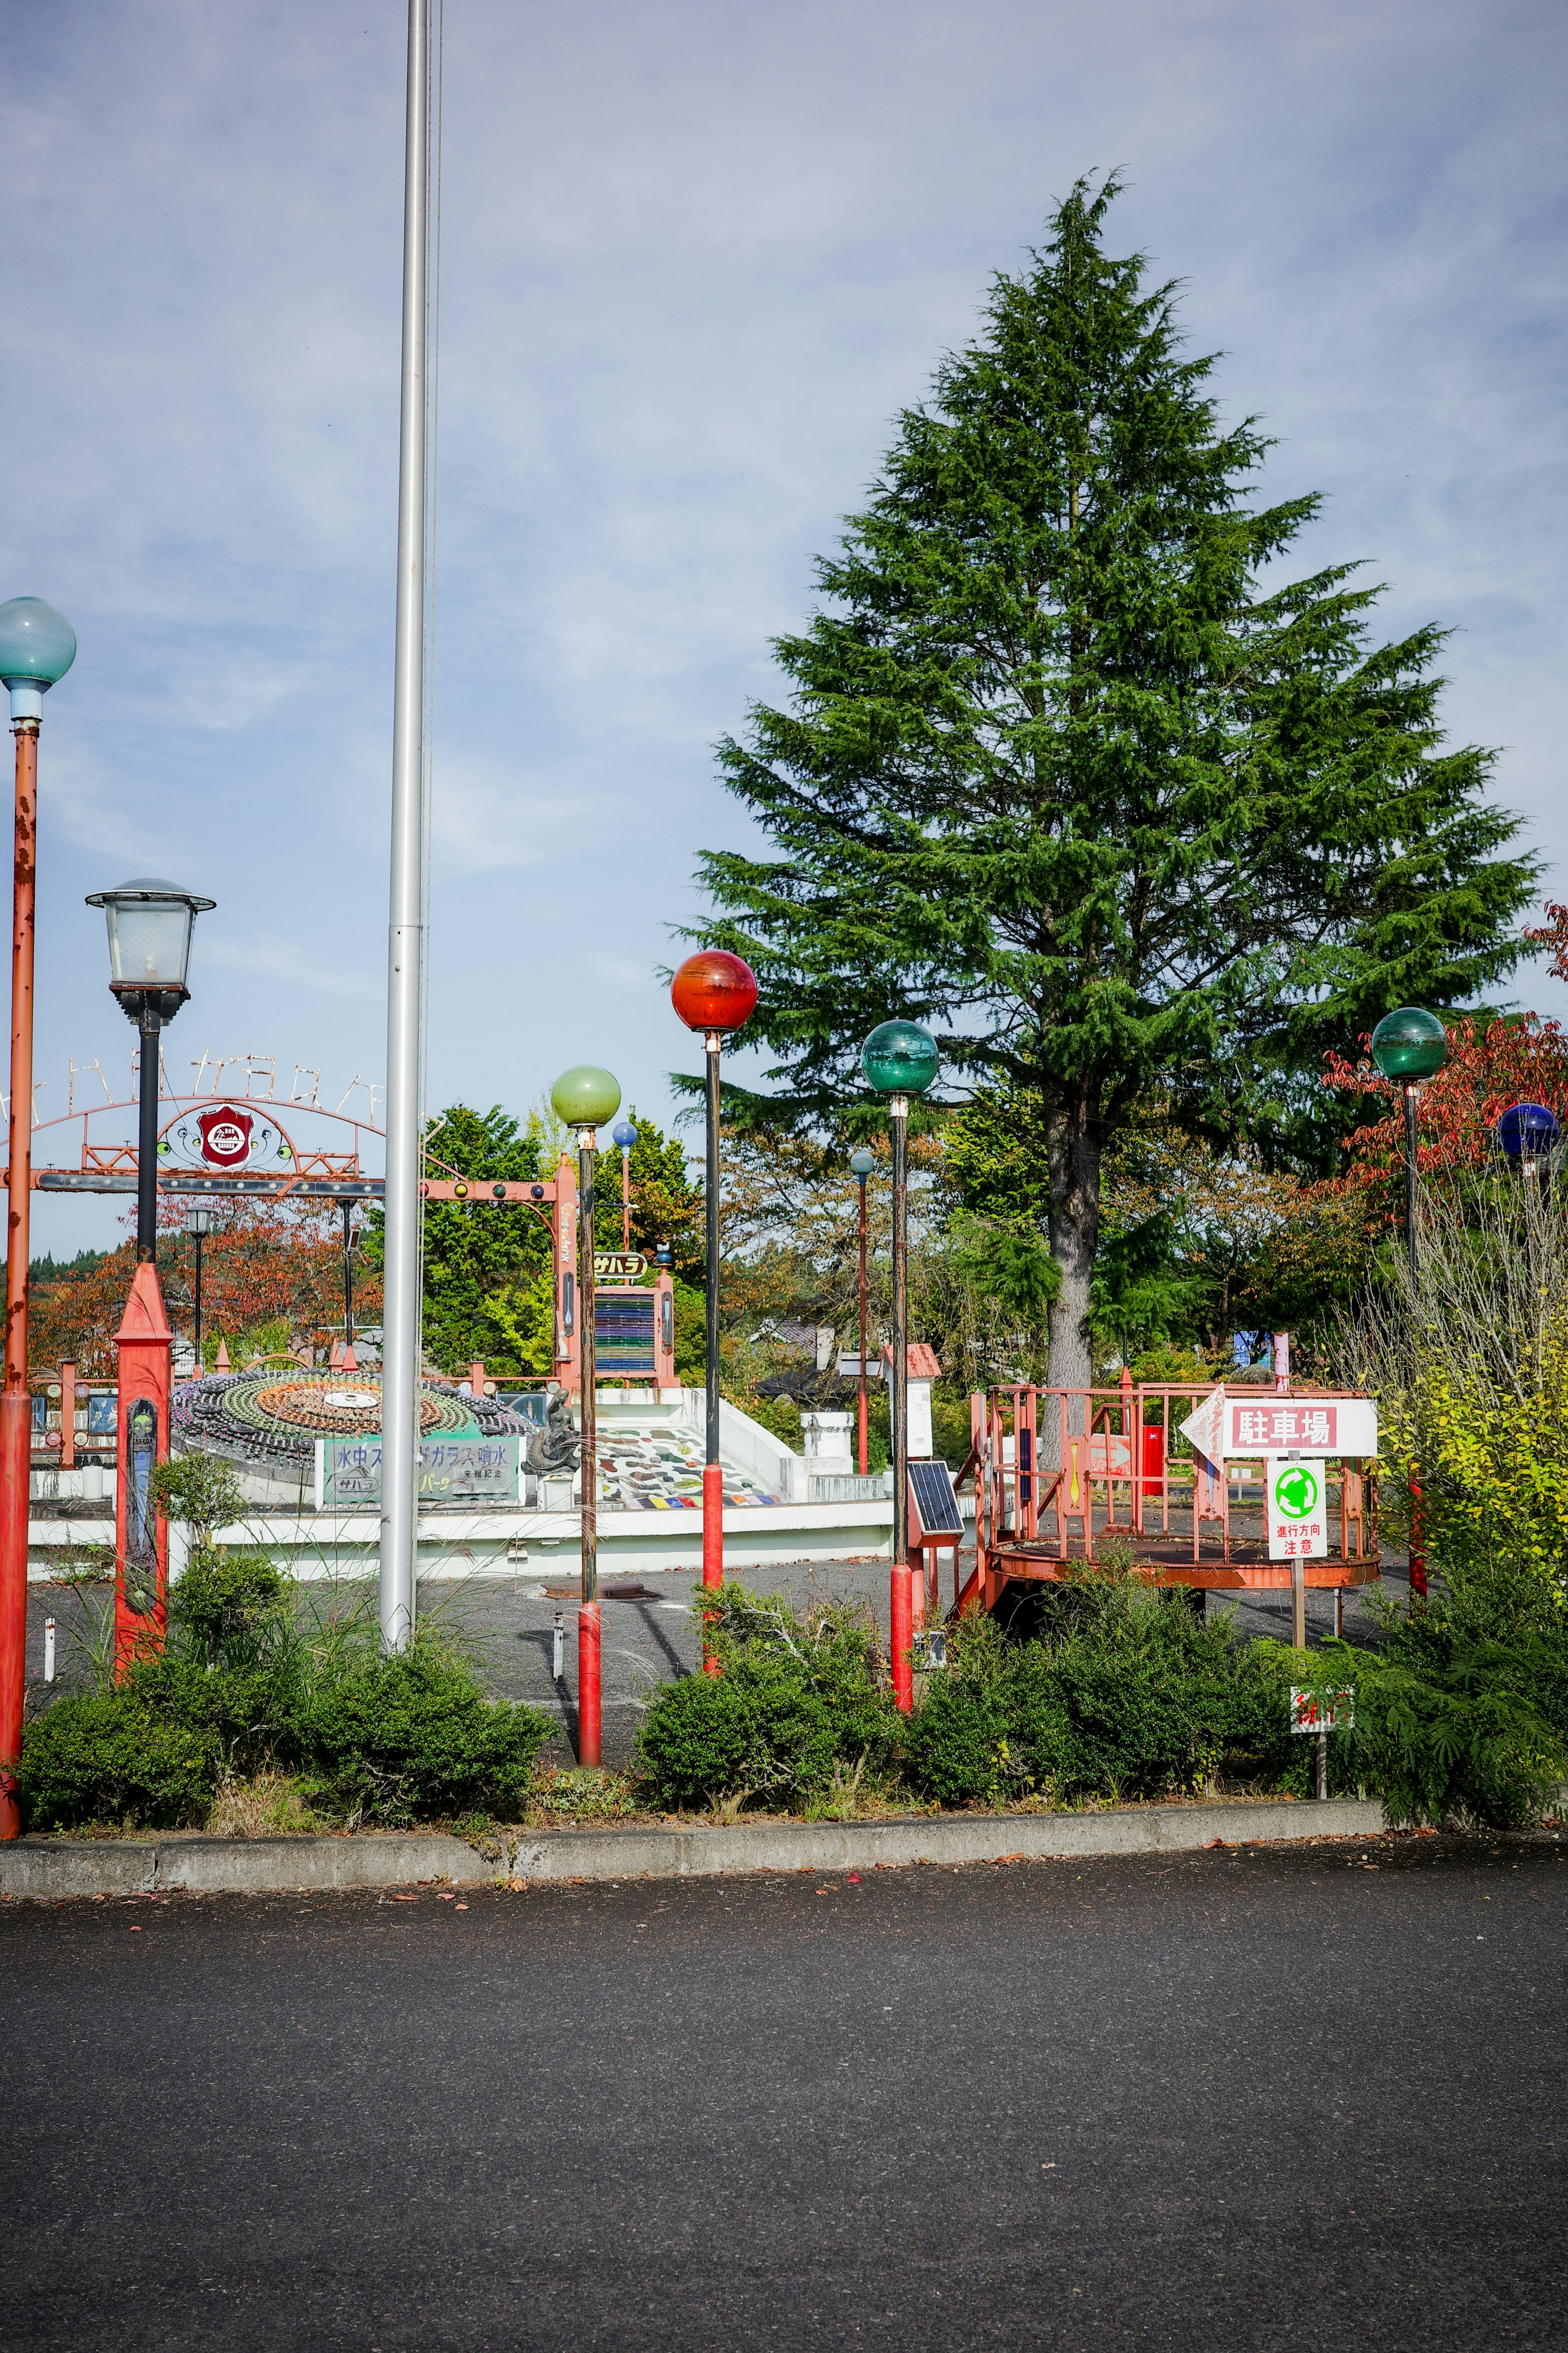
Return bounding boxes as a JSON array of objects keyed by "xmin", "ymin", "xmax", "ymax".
[{"xmin": 380, "ymin": 0, "xmax": 430, "ymax": 1652}]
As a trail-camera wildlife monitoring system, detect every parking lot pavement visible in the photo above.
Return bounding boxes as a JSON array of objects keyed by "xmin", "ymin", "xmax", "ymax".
[{"xmin": 3, "ymin": 1832, "xmax": 1564, "ymax": 2350}]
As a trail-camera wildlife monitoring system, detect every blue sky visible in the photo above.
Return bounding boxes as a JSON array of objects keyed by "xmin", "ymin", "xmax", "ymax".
[{"xmin": 4, "ymin": 0, "xmax": 1565, "ymax": 1253}]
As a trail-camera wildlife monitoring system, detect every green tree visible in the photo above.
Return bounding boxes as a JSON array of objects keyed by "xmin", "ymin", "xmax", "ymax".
[
  {"xmin": 693, "ymin": 178, "xmax": 1537, "ymax": 1388},
  {"xmin": 623, "ymin": 1111, "xmax": 704, "ymax": 1283},
  {"xmin": 363, "ymin": 1103, "xmax": 555, "ymax": 1374}
]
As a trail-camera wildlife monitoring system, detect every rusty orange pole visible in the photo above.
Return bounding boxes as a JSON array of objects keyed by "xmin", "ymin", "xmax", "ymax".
[{"xmin": 0, "ymin": 713, "xmax": 38, "ymax": 1837}]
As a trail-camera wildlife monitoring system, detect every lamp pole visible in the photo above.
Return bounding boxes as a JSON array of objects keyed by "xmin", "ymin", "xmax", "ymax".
[
  {"xmin": 184, "ymin": 1205, "xmax": 212, "ymax": 1370},
  {"xmin": 670, "ymin": 952, "xmax": 758, "ymax": 1611},
  {"xmin": 1370, "ymin": 1008, "xmax": 1448, "ymax": 1606},
  {"xmin": 0, "ymin": 596, "xmax": 76, "ymax": 1841},
  {"xmin": 381, "ymin": 0, "xmax": 434, "ymax": 1658},
  {"xmin": 862, "ymin": 1021, "xmax": 939, "ymax": 1712},
  {"xmin": 850, "ymin": 1148, "xmax": 875, "ymax": 1477},
  {"xmin": 342, "ymin": 1200, "xmax": 356, "ymax": 1355},
  {"xmin": 612, "ymin": 1120, "xmax": 636, "ymax": 1250},
  {"xmin": 550, "ymin": 1065, "xmax": 621, "ymax": 1770}
]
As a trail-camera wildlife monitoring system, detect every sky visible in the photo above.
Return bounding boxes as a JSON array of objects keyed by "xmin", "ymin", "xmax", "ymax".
[{"xmin": 2, "ymin": 0, "xmax": 1565, "ymax": 1254}]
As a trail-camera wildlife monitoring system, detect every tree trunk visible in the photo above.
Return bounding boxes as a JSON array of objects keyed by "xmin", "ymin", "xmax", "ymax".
[{"xmin": 1046, "ymin": 1108, "xmax": 1100, "ymax": 1405}]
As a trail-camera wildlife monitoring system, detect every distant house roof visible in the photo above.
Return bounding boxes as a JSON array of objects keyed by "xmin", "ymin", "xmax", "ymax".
[{"xmin": 881, "ymin": 1342, "xmax": 941, "ymax": 1380}]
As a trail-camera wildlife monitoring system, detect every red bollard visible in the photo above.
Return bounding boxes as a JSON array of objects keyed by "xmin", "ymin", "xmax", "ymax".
[
  {"xmin": 1408, "ymin": 1477, "xmax": 1427, "ymax": 1603},
  {"xmin": 702, "ymin": 1459, "xmax": 723, "ymax": 1675},
  {"xmin": 577, "ymin": 1602, "xmax": 602, "ymax": 1767},
  {"xmin": 891, "ymin": 1562, "xmax": 913, "ymax": 1714},
  {"xmin": 909, "ymin": 1560, "xmax": 926, "ymax": 1642}
]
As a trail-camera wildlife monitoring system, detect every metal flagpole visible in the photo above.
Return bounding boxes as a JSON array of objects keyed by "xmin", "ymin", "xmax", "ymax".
[{"xmin": 380, "ymin": 0, "xmax": 430, "ymax": 1652}]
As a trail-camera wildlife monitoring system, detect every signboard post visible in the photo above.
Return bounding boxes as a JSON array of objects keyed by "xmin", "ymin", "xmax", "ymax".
[{"xmin": 1291, "ymin": 1685, "xmax": 1354, "ymax": 1800}]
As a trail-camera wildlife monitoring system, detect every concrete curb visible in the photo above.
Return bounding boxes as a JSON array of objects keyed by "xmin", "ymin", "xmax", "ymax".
[{"xmin": 0, "ymin": 1797, "xmax": 1388, "ymax": 1900}]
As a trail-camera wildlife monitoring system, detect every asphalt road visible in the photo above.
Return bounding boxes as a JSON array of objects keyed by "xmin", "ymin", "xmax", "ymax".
[{"xmin": 4, "ymin": 1831, "xmax": 1564, "ymax": 2349}]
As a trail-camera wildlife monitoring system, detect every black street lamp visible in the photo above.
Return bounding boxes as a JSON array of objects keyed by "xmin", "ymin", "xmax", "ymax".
[
  {"xmin": 85, "ymin": 878, "xmax": 214, "ymax": 1261},
  {"xmin": 183, "ymin": 1205, "xmax": 212, "ymax": 1370}
]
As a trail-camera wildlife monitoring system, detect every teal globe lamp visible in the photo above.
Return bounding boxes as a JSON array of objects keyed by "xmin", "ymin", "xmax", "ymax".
[
  {"xmin": 0, "ymin": 596, "xmax": 76, "ymax": 1841},
  {"xmin": 861, "ymin": 1017, "xmax": 940, "ymax": 1712},
  {"xmin": 548, "ymin": 1061, "xmax": 622, "ymax": 1756},
  {"xmin": 0, "ymin": 597, "xmax": 76, "ymax": 723}
]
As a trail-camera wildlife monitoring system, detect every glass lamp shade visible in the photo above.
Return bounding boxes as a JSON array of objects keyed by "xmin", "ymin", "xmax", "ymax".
[
  {"xmin": 1369, "ymin": 1007, "xmax": 1448, "ymax": 1084},
  {"xmin": 0, "ymin": 597, "xmax": 76, "ymax": 688},
  {"xmin": 670, "ymin": 950, "xmax": 759, "ymax": 1034},
  {"xmin": 184, "ymin": 1205, "xmax": 214, "ymax": 1237},
  {"xmin": 1497, "ymin": 1102, "xmax": 1561, "ymax": 1160},
  {"xmin": 612, "ymin": 1121, "xmax": 637, "ymax": 1153},
  {"xmin": 862, "ymin": 1018, "xmax": 939, "ymax": 1098},
  {"xmin": 550, "ymin": 1064, "xmax": 622, "ymax": 1130},
  {"xmin": 849, "ymin": 1148, "xmax": 876, "ymax": 1178},
  {"xmin": 85, "ymin": 876, "xmax": 214, "ymax": 993}
]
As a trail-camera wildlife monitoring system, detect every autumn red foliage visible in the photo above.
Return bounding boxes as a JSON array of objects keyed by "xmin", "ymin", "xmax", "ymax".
[
  {"xmin": 27, "ymin": 1200, "xmax": 382, "ymax": 1377},
  {"xmin": 1323, "ymin": 1013, "xmax": 1568, "ymax": 1187},
  {"xmin": 1524, "ymin": 902, "xmax": 1568, "ymax": 985}
]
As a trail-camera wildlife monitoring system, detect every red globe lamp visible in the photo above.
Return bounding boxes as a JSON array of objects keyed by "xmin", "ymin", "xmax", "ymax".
[{"xmin": 670, "ymin": 950, "xmax": 758, "ymax": 1036}]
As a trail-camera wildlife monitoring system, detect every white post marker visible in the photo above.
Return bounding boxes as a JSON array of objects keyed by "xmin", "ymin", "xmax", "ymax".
[{"xmin": 43, "ymin": 1618, "xmax": 55, "ymax": 1683}]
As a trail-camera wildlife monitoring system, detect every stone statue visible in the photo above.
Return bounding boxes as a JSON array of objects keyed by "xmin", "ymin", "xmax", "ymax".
[{"xmin": 523, "ymin": 1384, "xmax": 581, "ymax": 1480}]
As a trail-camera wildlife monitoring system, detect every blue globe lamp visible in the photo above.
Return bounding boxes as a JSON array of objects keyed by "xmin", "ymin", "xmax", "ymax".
[
  {"xmin": 1497, "ymin": 1103, "xmax": 1561, "ymax": 1162},
  {"xmin": 0, "ymin": 597, "xmax": 76, "ymax": 722}
]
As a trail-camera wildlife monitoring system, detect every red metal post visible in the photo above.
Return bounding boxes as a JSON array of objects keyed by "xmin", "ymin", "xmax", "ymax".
[
  {"xmin": 856, "ymin": 1172, "xmax": 869, "ymax": 1476},
  {"xmin": 0, "ymin": 715, "xmax": 39, "ymax": 1838},
  {"xmin": 621, "ymin": 1147, "xmax": 630, "ymax": 1250},
  {"xmin": 60, "ymin": 1360, "xmax": 76, "ymax": 1471},
  {"xmin": 701, "ymin": 1032, "xmax": 724, "ymax": 1598},
  {"xmin": 1408, "ymin": 1477, "xmax": 1427, "ymax": 1603},
  {"xmin": 890, "ymin": 1561, "xmax": 913, "ymax": 1713},
  {"xmin": 577, "ymin": 1601, "xmax": 601, "ymax": 1767},
  {"xmin": 113, "ymin": 1263, "xmax": 173, "ymax": 1678},
  {"xmin": 554, "ymin": 1150, "xmax": 580, "ymax": 1397}
]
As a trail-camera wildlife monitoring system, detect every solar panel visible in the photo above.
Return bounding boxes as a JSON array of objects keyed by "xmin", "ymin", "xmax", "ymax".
[{"xmin": 909, "ymin": 1458, "xmax": 964, "ymax": 1538}]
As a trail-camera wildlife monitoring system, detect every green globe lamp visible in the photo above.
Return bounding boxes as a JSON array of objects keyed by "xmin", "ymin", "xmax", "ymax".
[
  {"xmin": 550, "ymin": 1064, "xmax": 622, "ymax": 1132},
  {"xmin": 548, "ymin": 1063, "xmax": 621, "ymax": 1697}
]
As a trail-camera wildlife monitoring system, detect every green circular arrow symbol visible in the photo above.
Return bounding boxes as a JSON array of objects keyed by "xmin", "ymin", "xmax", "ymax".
[{"xmin": 1275, "ymin": 1464, "xmax": 1319, "ymax": 1518}]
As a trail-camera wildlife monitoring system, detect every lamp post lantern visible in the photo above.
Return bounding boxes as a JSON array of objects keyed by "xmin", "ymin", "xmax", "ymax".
[
  {"xmin": 183, "ymin": 1205, "xmax": 213, "ymax": 1371},
  {"xmin": 1369, "ymin": 1008, "xmax": 1448, "ymax": 1286},
  {"xmin": 1370, "ymin": 1007, "xmax": 1447, "ymax": 1606},
  {"xmin": 0, "ymin": 595, "xmax": 76, "ymax": 1840},
  {"xmin": 85, "ymin": 879, "xmax": 214, "ymax": 1261},
  {"xmin": 849, "ymin": 1148, "xmax": 875, "ymax": 1477},
  {"xmin": 862, "ymin": 1019, "xmax": 939, "ymax": 1712},
  {"xmin": 550, "ymin": 1062, "xmax": 621, "ymax": 1769},
  {"xmin": 612, "ymin": 1119, "xmax": 637, "ymax": 1250},
  {"xmin": 670, "ymin": 951, "xmax": 758, "ymax": 1607}
]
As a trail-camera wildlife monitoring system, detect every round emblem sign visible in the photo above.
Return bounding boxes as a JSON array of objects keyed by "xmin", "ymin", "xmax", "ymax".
[{"xmin": 160, "ymin": 1104, "xmax": 295, "ymax": 1173}]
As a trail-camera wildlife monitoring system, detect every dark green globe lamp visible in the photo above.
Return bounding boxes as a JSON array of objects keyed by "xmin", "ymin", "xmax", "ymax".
[
  {"xmin": 548, "ymin": 1061, "xmax": 622, "ymax": 1765},
  {"xmin": 1369, "ymin": 1007, "xmax": 1446, "ymax": 1604},
  {"xmin": 862, "ymin": 1018, "xmax": 939, "ymax": 1712}
]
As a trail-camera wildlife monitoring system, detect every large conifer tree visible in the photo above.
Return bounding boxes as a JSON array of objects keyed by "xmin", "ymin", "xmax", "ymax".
[{"xmin": 695, "ymin": 178, "xmax": 1537, "ymax": 1388}]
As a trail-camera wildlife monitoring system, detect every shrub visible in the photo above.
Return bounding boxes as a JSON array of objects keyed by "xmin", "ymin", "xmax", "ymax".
[
  {"xmin": 170, "ymin": 1546, "xmax": 285, "ymax": 1659},
  {"xmin": 19, "ymin": 1691, "xmax": 220, "ymax": 1831},
  {"xmin": 304, "ymin": 1646, "xmax": 552, "ymax": 1826},
  {"xmin": 633, "ymin": 1580, "xmax": 900, "ymax": 1810}
]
